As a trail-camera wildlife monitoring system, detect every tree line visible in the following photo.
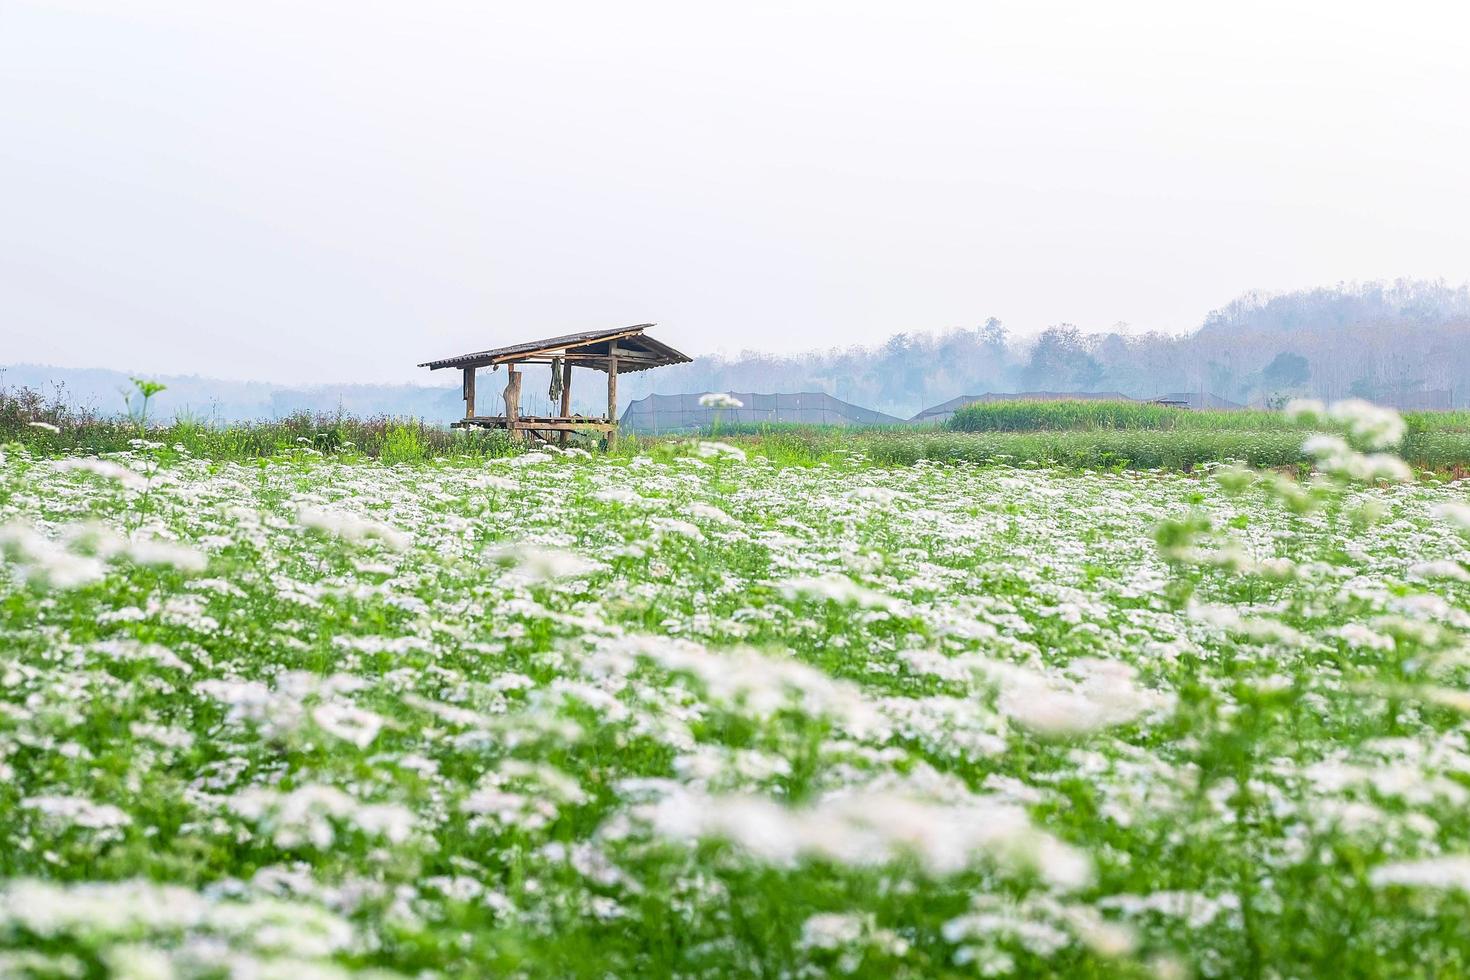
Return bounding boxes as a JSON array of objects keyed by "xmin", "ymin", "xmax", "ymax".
[{"xmin": 620, "ymin": 279, "xmax": 1470, "ymax": 417}]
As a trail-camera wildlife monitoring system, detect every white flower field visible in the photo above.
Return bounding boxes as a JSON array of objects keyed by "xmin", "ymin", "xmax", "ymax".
[{"xmin": 3, "ymin": 412, "xmax": 1470, "ymax": 976}]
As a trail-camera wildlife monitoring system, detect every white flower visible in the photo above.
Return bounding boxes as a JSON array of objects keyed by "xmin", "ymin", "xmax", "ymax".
[
  {"xmin": 986, "ymin": 659, "xmax": 1173, "ymax": 737},
  {"xmin": 1332, "ymin": 623, "xmax": 1395, "ymax": 652},
  {"xmin": 699, "ymin": 392, "xmax": 744, "ymax": 409},
  {"xmin": 0, "ymin": 523, "xmax": 108, "ymax": 589},
  {"xmin": 228, "ymin": 785, "xmax": 413, "ymax": 848},
  {"xmin": 601, "ymin": 635, "xmax": 882, "ymax": 732},
  {"xmin": 1369, "ymin": 856, "xmax": 1470, "ymax": 891},
  {"xmin": 56, "ymin": 457, "xmax": 148, "ymax": 489},
  {"xmin": 1302, "ymin": 436, "xmax": 1411, "ymax": 482},
  {"xmin": 1408, "ymin": 560, "xmax": 1470, "ymax": 582},
  {"xmin": 1283, "ymin": 399, "xmax": 1325, "ymax": 424},
  {"xmin": 311, "ymin": 701, "xmax": 387, "ymax": 748},
  {"xmin": 1096, "ymin": 891, "xmax": 1241, "ymax": 930},
  {"xmin": 850, "ymin": 486, "xmax": 901, "ymax": 504},
  {"xmin": 593, "ymin": 487, "xmax": 644, "ymax": 505},
  {"xmin": 1302, "ymin": 434, "xmax": 1351, "ymax": 461},
  {"xmin": 26, "ymin": 421, "xmax": 60, "ymax": 434},
  {"xmin": 944, "ymin": 894, "xmax": 1137, "ymax": 959},
  {"xmin": 462, "ymin": 761, "xmax": 587, "ymax": 830},
  {"xmin": 0, "ymin": 880, "xmax": 208, "ymax": 937},
  {"xmin": 780, "ymin": 573, "xmax": 895, "ymax": 610},
  {"xmin": 694, "ymin": 441, "xmax": 746, "ymax": 461},
  {"xmin": 21, "ymin": 795, "xmax": 132, "ymax": 833},
  {"xmin": 1351, "ymin": 453, "xmax": 1412, "ymax": 482},
  {"xmin": 125, "ymin": 537, "xmax": 208, "ymax": 573},
  {"xmin": 1327, "ymin": 398, "xmax": 1406, "ymax": 449},
  {"xmin": 689, "ymin": 502, "xmax": 737, "ymax": 525},
  {"xmin": 800, "ymin": 912, "xmax": 868, "ymax": 950},
  {"xmin": 297, "ymin": 507, "xmax": 411, "ymax": 551},
  {"xmin": 102, "ymin": 944, "xmax": 174, "ymax": 979},
  {"xmin": 1432, "ymin": 502, "xmax": 1470, "ymax": 531},
  {"xmin": 650, "ymin": 518, "xmax": 706, "ymax": 542},
  {"xmin": 636, "ymin": 783, "xmax": 1092, "ymax": 889},
  {"xmin": 485, "ymin": 542, "xmax": 601, "ymax": 580}
]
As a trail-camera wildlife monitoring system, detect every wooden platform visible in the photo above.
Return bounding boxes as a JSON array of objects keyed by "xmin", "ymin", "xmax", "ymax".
[{"xmin": 451, "ymin": 415, "xmax": 616, "ymax": 433}]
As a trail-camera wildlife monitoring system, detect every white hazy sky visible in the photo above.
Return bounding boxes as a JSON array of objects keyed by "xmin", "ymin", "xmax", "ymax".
[{"xmin": 4, "ymin": 1, "xmax": 1470, "ymax": 384}]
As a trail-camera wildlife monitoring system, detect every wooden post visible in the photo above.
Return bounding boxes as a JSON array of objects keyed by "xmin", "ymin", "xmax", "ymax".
[
  {"xmin": 606, "ymin": 349, "xmax": 619, "ymax": 450},
  {"xmin": 558, "ymin": 359, "xmax": 573, "ymax": 447},
  {"xmin": 462, "ymin": 366, "xmax": 476, "ymax": 419},
  {"xmin": 504, "ymin": 367, "xmax": 522, "ymax": 442}
]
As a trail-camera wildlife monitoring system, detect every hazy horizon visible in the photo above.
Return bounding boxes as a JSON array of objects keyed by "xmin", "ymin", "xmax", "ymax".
[
  {"xmin": 7, "ymin": 1, "xmax": 1470, "ymax": 385},
  {"xmin": 0, "ymin": 277, "xmax": 1447, "ymax": 389}
]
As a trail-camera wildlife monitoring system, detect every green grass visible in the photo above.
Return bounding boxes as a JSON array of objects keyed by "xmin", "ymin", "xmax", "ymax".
[
  {"xmin": 947, "ymin": 399, "xmax": 1470, "ymax": 434},
  {"xmin": 2, "ymin": 385, "xmax": 521, "ymax": 461},
  {"xmin": 659, "ymin": 426, "xmax": 1470, "ymax": 474},
  {"xmin": 12, "ymin": 384, "xmax": 1470, "ymax": 474}
]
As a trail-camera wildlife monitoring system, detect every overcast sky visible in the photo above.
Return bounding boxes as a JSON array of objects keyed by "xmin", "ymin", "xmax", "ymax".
[{"xmin": 4, "ymin": 1, "xmax": 1470, "ymax": 384}]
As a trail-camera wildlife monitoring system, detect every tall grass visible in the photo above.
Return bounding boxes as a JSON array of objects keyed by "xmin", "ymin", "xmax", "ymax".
[
  {"xmin": 1, "ymin": 385, "xmax": 518, "ymax": 461},
  {"xmin": 948, "ymin": 400, "xmax": 1293, "ymax": 432},
  {"xmin": 947, "ymin": 399, "xmax": 1470, "ymax": 434},
  {"xmin": 655, "ymin": 425, "xmax": 1470, "ymax": 473},
  {"xmin": 12, "ymin": 383, "xmax": 1470, "ymax": 472}
]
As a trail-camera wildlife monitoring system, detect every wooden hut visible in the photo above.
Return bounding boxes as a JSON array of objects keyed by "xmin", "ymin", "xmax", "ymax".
[{"xmin": 418, "ymin": 324, "xmax": 691, "ymax": 446}]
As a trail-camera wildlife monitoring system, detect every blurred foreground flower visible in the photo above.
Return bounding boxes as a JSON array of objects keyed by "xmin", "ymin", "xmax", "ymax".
[{"xmin": 629, "ymin": 784, "xmax": 1093, "ymax": 890}]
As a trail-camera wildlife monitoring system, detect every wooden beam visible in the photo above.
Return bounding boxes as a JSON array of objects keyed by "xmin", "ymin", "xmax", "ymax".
[
  {"xmin": 564, "ymin": 351, "xmax": 662, "ymax": 363},
  {"xmin": 462, "ymin": 366, "xmax": 476, "ymax": 419},
  {"xmin": 479, "ymin": 328, "xmax": 652, "ymax": 368},
  {"xmin": 558, "ymin": 359, "xmax": 573, "ymax": 447},
  {"xmin": 451, "ymin": 417, "xmax": 615, "ymax": 433},
  {"xmin": 497, "ymin": 352, "xmax": 661, "ymax": 367}
]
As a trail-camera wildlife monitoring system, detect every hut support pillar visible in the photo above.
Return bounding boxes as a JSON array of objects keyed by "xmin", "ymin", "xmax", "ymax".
[
  {"xmin": 606, "ymin": 350, "xmax": 619, "ymax": 450},
  {"xmin": 462, "ymin": 367, "xmax": 476, "ymax": 419},
  {"xmin": 504, "ymin": 367, "xmax": 522, "ymax": 443},
  {"xmin": 558, "ymin": 360, "xmax": 573, "ymax": 447}
]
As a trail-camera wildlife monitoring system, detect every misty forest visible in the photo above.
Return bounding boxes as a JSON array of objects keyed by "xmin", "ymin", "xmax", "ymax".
[{"xmin": 673, "ymin": 278, "xmax": 1470, "ymax": 417}]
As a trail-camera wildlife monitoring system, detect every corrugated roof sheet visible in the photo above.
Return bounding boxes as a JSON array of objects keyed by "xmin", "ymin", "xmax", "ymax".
[{"xmin": 620, "ymin": 391, "xmax": 904, "ymax": 433}]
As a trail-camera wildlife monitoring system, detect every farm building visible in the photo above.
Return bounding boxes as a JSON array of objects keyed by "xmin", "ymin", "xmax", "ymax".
[
  {"xmin": 619, "ymin": 392, "xmax": 903, "ymax": 434},
  {"xmin": 1147, "ymin": 392, "xmax": 1246, "ymax": 410},
  {"xmin": 908, "ymin": 391, "xmax": 1134, "ymax": 426},
  {"xmin": 418, "ymin": 324, "xmax": 691, "ymax": 446}
]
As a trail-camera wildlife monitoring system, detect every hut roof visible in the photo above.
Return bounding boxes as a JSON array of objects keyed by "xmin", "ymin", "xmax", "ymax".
[
  {"xmin": 1148, "ymin": 392, "xmax": 1246, "ymax": 411},
  {"xmin": 419, "ymin": 324, "xmax": 691, "ymax": 374}
]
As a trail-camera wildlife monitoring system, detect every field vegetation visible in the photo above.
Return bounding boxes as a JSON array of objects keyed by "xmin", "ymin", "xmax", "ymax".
[
  {"xmin": 1, "ymin": 385, "xmax": 517, "ymax": 463},
  {"xmin": 946, "ymin": 399, "xmax": 1470, "ymax": 434},
  {"xmin": 3, "ymin": 387, "xmax": 1470, "ymax": 975},
  {"xmin": 13, "ymin": 384, "xmax": 1470, "ymax": 476}
]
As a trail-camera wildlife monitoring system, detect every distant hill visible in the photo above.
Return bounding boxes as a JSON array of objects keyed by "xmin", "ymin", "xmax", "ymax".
[
  {"xmin": 9, "ymin": 279, "xmax": 1470, "ymax": 420},
  {"xmin": 0, "ymin": 363, "xmax": 466, "ymax": 423},
  {"xmin": 1198, "ymin": 279, "xmax": 1470, "ymax": 336}
]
